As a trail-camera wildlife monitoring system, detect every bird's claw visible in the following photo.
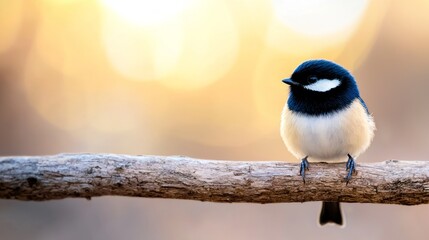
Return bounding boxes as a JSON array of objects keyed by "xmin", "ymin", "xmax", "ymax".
[
  {"xmin": 300, "ymin": 156, "xmax": 309, "ymax": 183},
  {"xmin": 345, "ymin": 154, "xmax": 356, "ymax": 184}
]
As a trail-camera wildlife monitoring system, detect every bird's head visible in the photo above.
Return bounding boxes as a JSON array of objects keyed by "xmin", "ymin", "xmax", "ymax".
[
  {"xmin": 282, "ymin": 59, "xmax": 356, "ymax": 94},
  {"xmin": 282, "ymin": 59, "xmax": 361, "ymax": 115}
]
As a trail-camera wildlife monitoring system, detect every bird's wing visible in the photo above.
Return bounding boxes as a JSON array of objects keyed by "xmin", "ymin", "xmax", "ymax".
[{"xmin": 357, "ymin": 96, "xmax": 370, "ymax": 114}]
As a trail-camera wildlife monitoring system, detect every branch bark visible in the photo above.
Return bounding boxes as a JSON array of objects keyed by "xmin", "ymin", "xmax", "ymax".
[{"xmin": 0, "ymin": 154, "xmax": 428, "ymax": 204}]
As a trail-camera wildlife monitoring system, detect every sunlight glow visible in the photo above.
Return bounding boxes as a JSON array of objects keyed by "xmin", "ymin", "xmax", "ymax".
[
  {"xmin": 42, "ymin": 0, "xmax": 83, "ymax": 4},
  {"xmin": 266, "ymin": 0, "xmax": 378, "ymax": 57},
  {"xmin": 22, "ymin": 53, "xmax": 87, "ymax": 130},
  {"xmin": 0, "ymin": 0, "xmax": 23, "ymax": 54},
  {"xmin": 23, "ymin": 51, "xmax": 145, "ymax": 133},
  {"xmin": 23, "ymin": 1, "xmax": 145, "ymax": 133},
  {"xmin": 102, "ymin": 12, "xmax": 184, "ymax": 81},
  {"xmin": 16, "ymin": 0, "xmax": 389, "ymax": 147},
  {"xmin": 159, "ymin": 1, "xmax": 239, "ymax": 90},
  {"xmin": 100, "ymin": 0, "xmax": 194, "ymax": 27},
  {"xmin": 101, "ymin": 0, "xmax": 238, "ymax": 90},
  {"xmin": 272, "ymin": 0, "xmax": 369, "ymax": 37}
]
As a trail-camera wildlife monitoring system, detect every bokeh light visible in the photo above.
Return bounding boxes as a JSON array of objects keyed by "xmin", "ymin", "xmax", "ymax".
[
  {"xmin": 22, "ymin": 52, "xmax": 88, "ymax": 130},
  {"xmin": 33, "ymin": 0, "xmax": 109, "ymax": 81},
  {"xmin": 23, "ymin": 0, "xmax": 146, "ymax": 133},
  {"xmin": 101, "ymin": 9, "xmax": 184, "ymax": 82},
  {"xmin": 0, "ymin": 0, "xmax": 24, "ymax": 54},
  {"xmin": 272, "ymin": 0, "xmax": 369, "ymax": 37},
  {"xmin": 161, "ymin": 0, "xmax": 239, "ymax": 90},
  {"xmin": 100, "ymin": 0, "xmax": 239, "ymax": 90},
  {"xmin": 100, "ymin": 0, "xmax": 195, "ymax": 27},
  {"xmin": 17, "ymin": 0, "xmax": 389, "ymax": 147}
]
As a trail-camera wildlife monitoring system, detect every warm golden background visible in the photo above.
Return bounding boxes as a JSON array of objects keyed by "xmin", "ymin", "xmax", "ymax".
[{"xmin": 1, "ymin": 0, "xmax": 429, "ymax": 239}]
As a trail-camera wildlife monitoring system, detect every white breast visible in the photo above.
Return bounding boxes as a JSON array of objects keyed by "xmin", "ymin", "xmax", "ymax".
[{"xmin": 280, "ymin": 99, "xmax": 375, "ymax": 162}]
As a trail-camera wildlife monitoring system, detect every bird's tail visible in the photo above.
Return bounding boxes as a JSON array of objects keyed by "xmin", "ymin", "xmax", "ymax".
[{"xmin": 319, "ymin": 202, "xmax": 343, "ymax": 226}]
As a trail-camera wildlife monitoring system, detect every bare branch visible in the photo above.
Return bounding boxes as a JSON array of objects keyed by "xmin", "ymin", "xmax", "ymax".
[{"xmin": 0, "ymin": 154, "xmax": 428, "ymax": 204}]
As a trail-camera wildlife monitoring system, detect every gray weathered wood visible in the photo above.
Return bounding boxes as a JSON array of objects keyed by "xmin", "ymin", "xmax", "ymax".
[{"xmin": 0, "ymin": 154, "xmax": 428, "ymax": 204}]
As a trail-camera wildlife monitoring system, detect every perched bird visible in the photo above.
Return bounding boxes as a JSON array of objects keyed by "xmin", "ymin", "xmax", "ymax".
[{"xmin": 280, "ymin": 59, "xmax": 375, "ymax": 226}]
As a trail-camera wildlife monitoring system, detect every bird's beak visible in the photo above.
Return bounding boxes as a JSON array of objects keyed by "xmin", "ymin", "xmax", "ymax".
[{"xmin": 282, "ymin": 78, "xmax": 300, "ymax": 86}]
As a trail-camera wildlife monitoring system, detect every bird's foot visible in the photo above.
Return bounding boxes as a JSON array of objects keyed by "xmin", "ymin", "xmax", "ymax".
[
  {"xmin": 345, "ymin": 154, "xmax": 356, "ymax": 184},
  {"xmin": 299, "ymin": 156, "xmax": 309, "ymax": 183}
]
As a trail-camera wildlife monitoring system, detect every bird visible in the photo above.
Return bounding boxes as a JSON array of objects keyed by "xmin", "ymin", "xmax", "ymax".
[{"xmin": 280, "ymin": 59, "xmax": 375, "ymax": 226}]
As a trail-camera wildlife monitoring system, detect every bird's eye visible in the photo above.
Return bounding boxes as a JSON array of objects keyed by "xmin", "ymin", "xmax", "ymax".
[{"xmin": 307, "ymin": 76, "xmax": 318, "ymax": 84}]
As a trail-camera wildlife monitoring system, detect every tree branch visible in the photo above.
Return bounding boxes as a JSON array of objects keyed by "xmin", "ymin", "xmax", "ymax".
[{"xmin": 0, "ymin": 154, "xmax": 428, "ymax": 204}]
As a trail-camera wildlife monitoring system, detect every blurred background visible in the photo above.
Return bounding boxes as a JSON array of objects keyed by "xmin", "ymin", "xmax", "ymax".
[{"xmin": 1, "ymin": 0, "xmax": 429, "ymax": 239}]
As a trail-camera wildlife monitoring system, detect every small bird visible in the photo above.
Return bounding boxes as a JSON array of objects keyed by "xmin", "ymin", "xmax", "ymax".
[{"xmin": 280, "ymin": 59, "xmax": 375, "ymax": 226}]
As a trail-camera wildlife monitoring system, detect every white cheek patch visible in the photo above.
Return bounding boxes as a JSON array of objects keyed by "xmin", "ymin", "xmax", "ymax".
[{"xmin": 304, "ymin": 79, "xmax": 341, "ymax": 92}]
